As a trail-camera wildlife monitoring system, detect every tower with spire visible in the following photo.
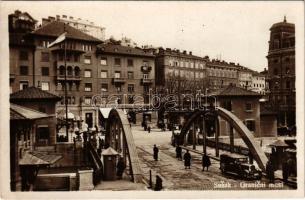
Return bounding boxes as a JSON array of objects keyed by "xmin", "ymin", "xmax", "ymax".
[{"xmin": 266, "ymin": 16, "xmax": 295, "ymax": 127}]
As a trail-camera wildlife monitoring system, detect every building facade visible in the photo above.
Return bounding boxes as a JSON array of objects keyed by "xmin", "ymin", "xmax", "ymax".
[
  {"xmin": 206, "ymin": 60, "xmax": 239, "ymax": 91},
  {"xmin": 266, "ymin": 17, "xmax": 295, "ymax": 127},
  {"xmin": 214, "ymin": 85, "xmax": 263, "ymax": 138},
  {"xmin": 9, "ymin": 15, "xmax": 155, "ymax": 136},
  {"xmin": 155, "ymin": 48, "xmax": 208, "ymax": 95},
  {"xmin": 251, "ymin": 71, "xmax": 266, "ymax": 95}
]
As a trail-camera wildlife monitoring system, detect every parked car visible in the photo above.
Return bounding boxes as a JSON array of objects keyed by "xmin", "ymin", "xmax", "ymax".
[{"xmin": 220, "ymin": 154, "xmax": 262, "ymax": 180}]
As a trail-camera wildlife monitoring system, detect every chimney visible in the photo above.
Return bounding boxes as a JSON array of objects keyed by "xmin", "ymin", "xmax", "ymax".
[
  {"xmin": 42, "ymin": 18, "xmax": 50, "ymax": 26},
  {"xmin": 48, "ymin": 16, "xmax": 55, "ymax": 21},
  {"xmin": 189, "ymin": 51, "xmax": 192, "ymax": 55}
]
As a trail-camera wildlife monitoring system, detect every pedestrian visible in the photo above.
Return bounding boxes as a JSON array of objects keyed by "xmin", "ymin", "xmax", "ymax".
[
  {"xmin": 148, "ymin": 126, "xmax": 151, "ymax": 133},
  {"xmin": 153, "ymin": 144, "xmax": 159, "ymax": 161},
  {"xmin": 282, "ymin": 160, "xmax": 289, "ymax": 182},
  {"xmin": 154, "ymin": 175, "xmax": 163, "ymax": 191},
  {"xmin": 176, "ymin": 145, "xmax": 182, "ymax": 160},
  {"xmin": 144, "ymin": 122, "xmax": 147, "ymax": 131},
  {"xmin": 266, "ymin": 160, "xmax": 275, "ymax": 183},
  {"xmin": 202, "ymin": 154, "xmax": 211, "ymax": 171},
  {"xmin": 116, "ymin": 156, "xmax": 126, "ymax": 179},
  {"xmin": 82, "ymin": 132, "xmax": 88, "ymax": 143},
  {"xmin": 183, "ymin": 150, "xmax": 191, "ymax": 169}
]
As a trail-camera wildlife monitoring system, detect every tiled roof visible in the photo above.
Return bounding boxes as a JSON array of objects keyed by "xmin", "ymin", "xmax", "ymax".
[
  {"xmin": 97, "ymin": 44, "xmax": 155, "ymax": 58},
  {"xmin": 10, "ymin": 103, "xmax": 50, "ymax": 120},
  {"xmin": 214, "ymin": 85, "xmax": 262, "ymax": 97},
  {"xmin": 10, "ymin": 87, "xmax": 61, "ymax": 101},
  {"xmin": 31, "ymin": 21, "xmax": 101, "ymax": 43}
]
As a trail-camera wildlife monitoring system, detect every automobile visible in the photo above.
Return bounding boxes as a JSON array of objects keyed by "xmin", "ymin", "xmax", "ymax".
[{"xmin": 220, "ymin": 154, "xmax": 262, "ymax": 180}]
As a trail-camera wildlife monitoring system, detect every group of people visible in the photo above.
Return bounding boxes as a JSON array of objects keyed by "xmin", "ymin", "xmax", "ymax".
[{"xmin": 175, "ymin": 145, "xmax": 211, "ymax": 171}]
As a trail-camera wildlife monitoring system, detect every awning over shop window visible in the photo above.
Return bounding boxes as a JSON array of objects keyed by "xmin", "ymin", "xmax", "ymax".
[
  {"xmin": 10, "ymin": 104, "xmax": 50, "ymax": 120},
  {"xmin": 19, "ymin": 151, "xmax": 62, "ymax": 166},
  {"xmin": 99, "ymin": 108, "xmax": 112, "ymax": 119}
]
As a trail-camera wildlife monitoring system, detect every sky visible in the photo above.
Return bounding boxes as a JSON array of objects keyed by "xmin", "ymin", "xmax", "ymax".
[{"xmin": 1, "ymin": 1, "xmax": 303, "ymax": 72}]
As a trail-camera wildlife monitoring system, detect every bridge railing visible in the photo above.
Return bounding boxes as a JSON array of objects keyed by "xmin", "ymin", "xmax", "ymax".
[
  {"xmin": 204, "ymin": 139, "xmax": 250, "ymax": 156},
  {"xmin": 87, "ymin": 142, "xmax": 103, "ymax": 184}
]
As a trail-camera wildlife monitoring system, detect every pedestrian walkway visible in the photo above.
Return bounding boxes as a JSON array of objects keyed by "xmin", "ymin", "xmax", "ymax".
[{"xmin": 94, "ymin": 180, "xmax": 147, "ymax": 191}]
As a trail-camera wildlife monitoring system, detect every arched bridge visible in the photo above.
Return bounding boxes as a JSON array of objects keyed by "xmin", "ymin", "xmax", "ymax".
[
  {"xmin": 105, "ymin": 109, "xmax": 143, "ymax": 183},
  {"xmin": 178, "ymin": 107, "xmax": 268, "ymax": 171}
]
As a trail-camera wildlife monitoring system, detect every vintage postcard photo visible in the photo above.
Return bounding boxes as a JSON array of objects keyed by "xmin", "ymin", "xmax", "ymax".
[{"xmin": 0, "ymin": 1, "xmax": 304, "ymax": 199}]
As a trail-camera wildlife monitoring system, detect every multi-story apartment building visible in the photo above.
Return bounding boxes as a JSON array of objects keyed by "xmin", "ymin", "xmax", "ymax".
[
  {"xmin": 155, "ymin": 48, "xmax": 208, "ymax": 95},
  {"xmin": 9, "ymin": 14, "xmax": 156, "ymax": 134},
  {"xmin": 206, "ymin": 60, "xmax": 239, "ymax": 91},
  {"xmin": 266, "ymin": 17, "xmax": 295, "ymax": 127},
  {"xmin": 41, "ymin": 15, "xmax": 106, "ymax": 41},
  {"xmin": 95, "ymin": 43, "xmax": 155, "ymax": 105},
  {"xmin": 251, "ymin": 71, "xmax": 266, "ymax": 95},
  {"xmin": 9, "ymin": 10, "xmax": 37, "ymax": 93},
  {"xmin": 238, "ymin": 66, "xmax": 253, "ymax": 90}
]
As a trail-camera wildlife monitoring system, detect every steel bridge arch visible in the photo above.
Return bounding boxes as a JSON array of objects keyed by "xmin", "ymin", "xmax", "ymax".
[
  {"xmin": 105, "ymin": 109, "xmax": 143, "ymax": 183},
  {"xmin": 178, "ymin": 107, "xmax": 268, "ymax": 171}
]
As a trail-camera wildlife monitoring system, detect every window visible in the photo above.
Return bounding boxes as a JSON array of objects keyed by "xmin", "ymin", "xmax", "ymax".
[
  {"xmin": 143, "ymin": 60, "xmax": 149, "ymax": 66},
  {"xmin": 67, "ymin": 66, "xmax": 73, "ymax": 76},
  {"xmin": 84, "ymin": 97, "xmax": 92, "ymax": 105},
  {"xmin": 101, "ymin": 84, "xmax": 108, "ymax": 92},
  {"xmin": 127, "ymin": 59, "xmax": 133, "ymax": 66},
  {"xmin": 245, "ymin": 120, "xmax": 255, "ymax": 132},
  {"xmin": 245, "ymin": 102, "xmax": 252, "ymax": 111},
  {"xmin": 143, "ymin": 73, "xmax": 148, "ymax": 79},
  {"xmin": 84, "ymin": 69, "xmax": 92, "ymax": 78},
  {"xmin": 222, "ymin": 101, "xmax": 232, "ymax": 111},
  {"xmin": 85, "ymin": 83, "xmax": 92, "ymax": 92},
  {"xmin": 273, "ymin": 68, "xmax": 278, "ymax": 76},
  {"xmin": 101, "ymin": 70, "xmax": 108, "ymax": 78},
  {"xmin": 114, "ymin": 58, "xmax": 121, "ymax": 66},
  {"xmin": 74, "ymin": 67, "xmax": 80, "ymax": 77},
  {"xmin": 20, "ymin": 66, "xmax": 28, "ymax": 75},
  {"xmin": 127, "ymin": 71, "xmax": 134, "ymax": 79},
  {"xmin": 100, "ymin": 57, "xmax": 107, "ymax": 65},
  {"xmin": 114, "ymin": 72, "xmax": 121, "ymax": 78},
  {"xmin": 41, "ymin": 67, "xmax": 49, "ymax": 76},
  {"xmin": 41, "ymin": 52, "xmax": 49, "ymax": 62},
  {"xmin": 286, "ymin": 81, "xmax": 290, "ymax": 89},
  {"xmin": 286, "ymin": 67, "xmax": 290, "ymax": 74},
  {"xmin": 84, "ymin": 56, "xmax": 91, "ymax": 64},
  {"xmin": 128, "ymin": 84, "xmax": 134, "ymax": 93},
  {"xmin": 19, "ymin": 51, "xmax": 28, "ymax": 60},
  {"xmin": 41, "ymin": 82, "xmax": 49, "ymax": 91},
  {"xmin": 19, "ymin": 81, "xmax": 28, "ymax": 90},
  {"xmin": 37, "ymin": 126, "xmax": 49, "ymax": 140},
  {"xmin": 116, "ymin": 85, "xmax": 122, "ymax": 92}
]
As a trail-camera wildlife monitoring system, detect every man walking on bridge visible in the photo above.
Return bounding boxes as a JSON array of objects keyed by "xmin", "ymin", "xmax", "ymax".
[
  {"xmin": 202, "ymin": 153, "xmax": 211, "ymax": 171},
  {"xmin": 184, "ymin": 150, "xmax": 192, "ymax": 169},
  {"xmin": 153, "ymin": 144, "xmax": 159, "ymax": 161}
]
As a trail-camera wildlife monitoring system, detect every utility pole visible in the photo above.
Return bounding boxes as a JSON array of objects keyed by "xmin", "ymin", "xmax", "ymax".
[{"xmin": 64, "ymin": 23, "xmax": 69, "ymax": 141}]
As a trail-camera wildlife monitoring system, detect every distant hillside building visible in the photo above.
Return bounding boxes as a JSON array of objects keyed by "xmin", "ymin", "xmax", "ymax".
[
  {"xmin": 266, "ymin": 17, "xmax": 295, "ymax": 127},
  {"xmin": 41, "ymin": 15, "xmax": 105, "ymax": 41}
]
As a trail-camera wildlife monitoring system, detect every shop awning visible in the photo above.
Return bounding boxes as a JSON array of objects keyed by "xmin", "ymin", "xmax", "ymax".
[
  {"xmin": 99, "ymin": 108, "xmax": 112, "ymax": 119},
  {"xmin": 10, "ymin": 104, "xmax": 50, "ymax": 120},
  {"xmin": 268, "ymin": 140, "xmax": 289, "ymax": 147},
  {"xmin": 19, "ymin": 151, "xmax": 62, "ymax": 166}
]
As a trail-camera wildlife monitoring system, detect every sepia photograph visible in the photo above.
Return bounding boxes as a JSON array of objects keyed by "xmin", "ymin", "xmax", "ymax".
[{"xmin": 0, "ymin": 1, "xmax": 304, "ymax": 199}]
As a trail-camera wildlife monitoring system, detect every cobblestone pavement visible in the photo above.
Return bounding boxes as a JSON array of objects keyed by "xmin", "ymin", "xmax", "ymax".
[{"xmin": 132, "ymin": 125, "xmax": 293, "ymax": 190}]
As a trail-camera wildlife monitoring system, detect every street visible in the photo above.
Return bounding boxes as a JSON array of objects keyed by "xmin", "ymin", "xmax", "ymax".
[{"xmin": 132, "ymin": 125, "xmax": 292, "ymax": 190}]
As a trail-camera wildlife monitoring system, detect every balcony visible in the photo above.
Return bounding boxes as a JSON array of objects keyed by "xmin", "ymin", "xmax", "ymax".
[
  {"xmin": 56, "ymin": 75, "xmax": 81, "ymax": 81},
  {"xmin": 112, "ymin": 78, "xmax": 126, "ymax": 84},
  {"xmin": 141, "ymin": 66, "xmax": 152, "ymax": 72},
  {"xmin": 55, "ymin": 61, "xmax": 81, "ymax": 68},
  {"xmin": 10, "ymin": 74, "xmax": 15, "ymax": 81},
  {"xmin": 141, "ymin": 78, "xmax": 153, "ymax": 85}
]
